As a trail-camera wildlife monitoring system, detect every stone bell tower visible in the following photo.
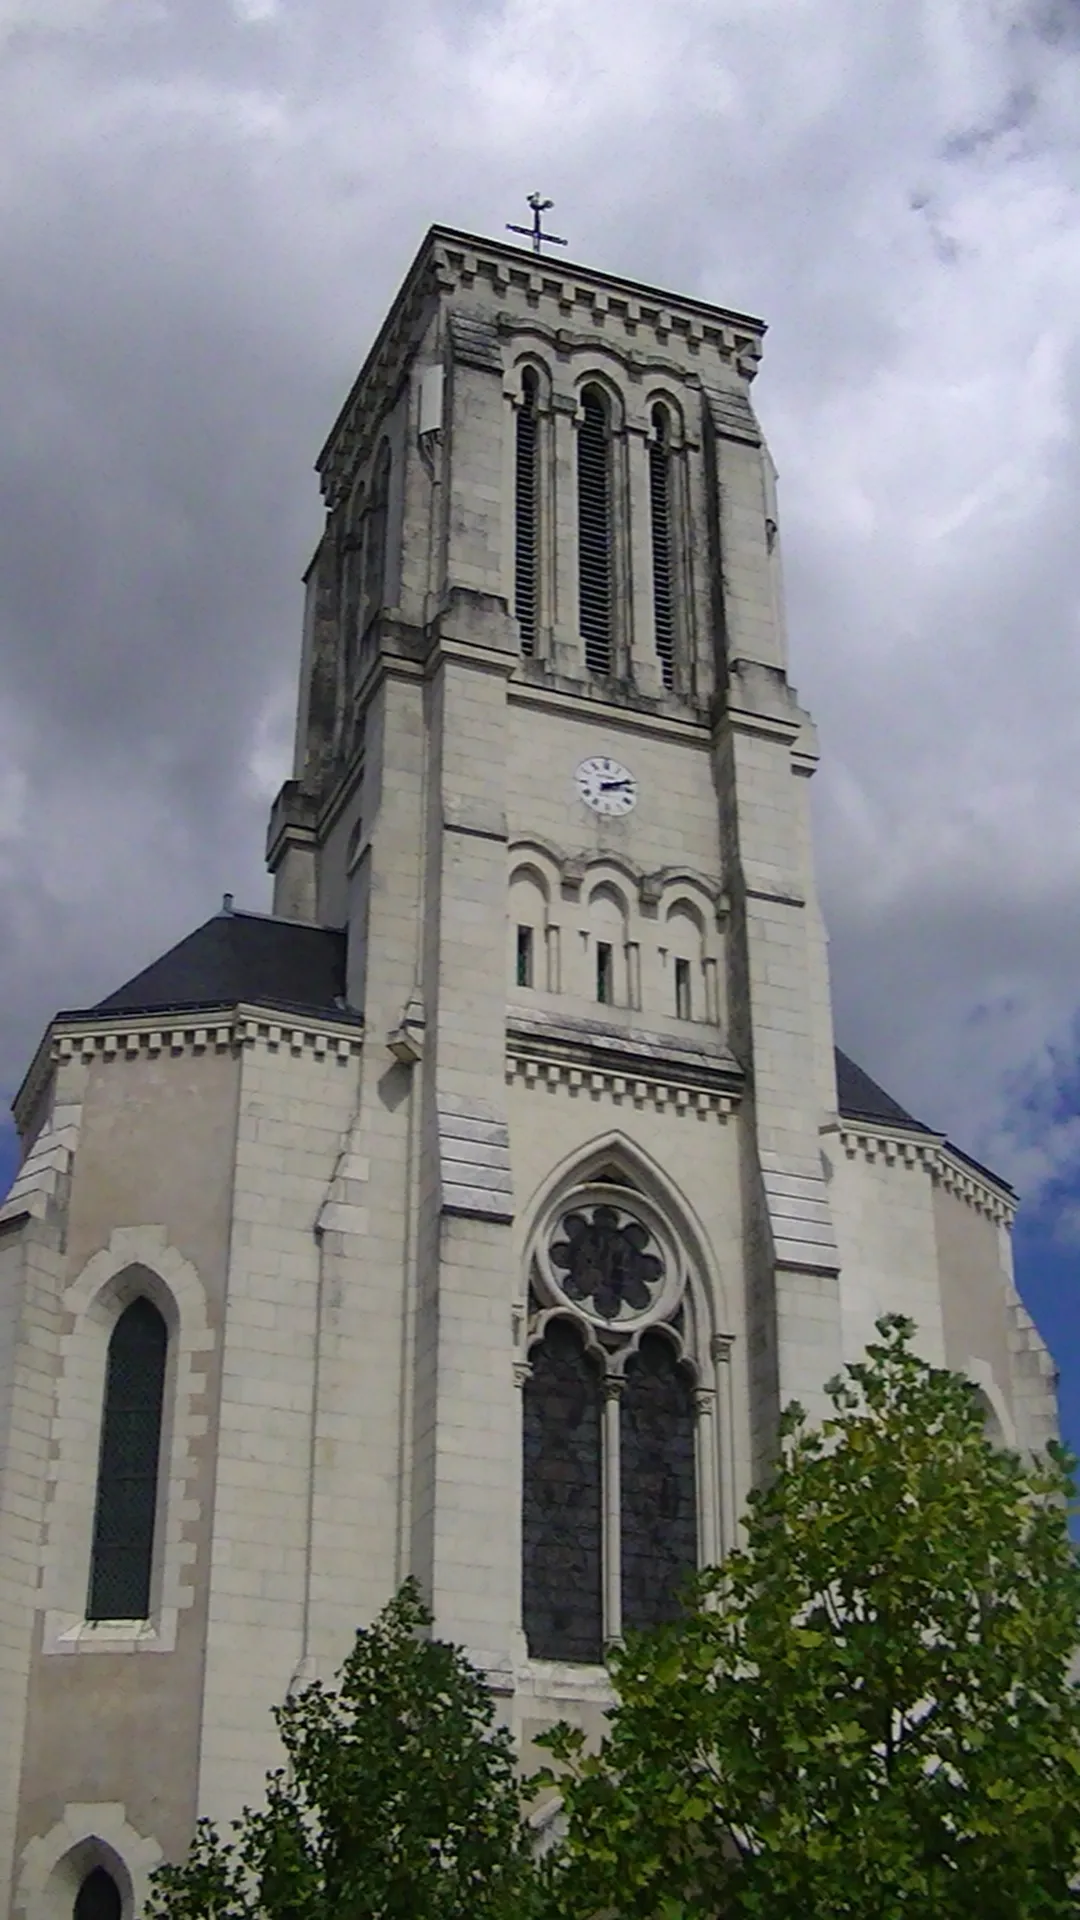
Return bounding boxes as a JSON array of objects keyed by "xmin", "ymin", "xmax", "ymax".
[{"xmin": 264, "ymin": 222, "xmax": 843, "ymax": 1670}]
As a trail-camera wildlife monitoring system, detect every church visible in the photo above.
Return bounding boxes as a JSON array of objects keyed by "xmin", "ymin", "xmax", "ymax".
[{"xmin": 0, "ymin": 223, "xmax": 1058, "ymax": 1919}]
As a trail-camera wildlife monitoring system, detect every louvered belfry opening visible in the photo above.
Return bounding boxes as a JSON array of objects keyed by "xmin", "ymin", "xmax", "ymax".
[
  {"xmin": 650, "ymin": 404, "xmax": 675, "ymax": 689},
  {"xmin": 88, "ymin": 1297, "xmax": 168, "ymax": 1621},
  {"xmin": 362, "ymin": 441, "xmax": 391, "ymax": 625},
  {"xmin": 515, "ymin": 368, "xmax": 539, "ymax": 655},
  {"xmin": 577, "ymin": 384, "xmax": 613, "ymax": 676}
]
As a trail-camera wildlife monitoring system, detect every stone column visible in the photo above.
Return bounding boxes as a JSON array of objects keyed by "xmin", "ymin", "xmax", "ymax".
[{"xmin": 602, "ymin": 1376, "xmax": 623, "ymax": 1643}]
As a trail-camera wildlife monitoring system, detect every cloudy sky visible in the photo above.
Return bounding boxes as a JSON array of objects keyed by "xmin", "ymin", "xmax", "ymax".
[{"xmin": 2, "ymin": 0, "xmax": 1079, "ymax": 1437}]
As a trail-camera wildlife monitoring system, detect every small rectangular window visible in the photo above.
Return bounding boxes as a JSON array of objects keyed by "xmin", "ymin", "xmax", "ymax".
[
  {"xmin": 674, "ymin": 957, "xmax": 691, "ymax": 1020},
  {"xmin": 516, "ymin": 925, "xmax": 534, "ymax": 988},
  {"xmin": 596, "ymin": 941, "xmax": 614, "ymax": 1005}
]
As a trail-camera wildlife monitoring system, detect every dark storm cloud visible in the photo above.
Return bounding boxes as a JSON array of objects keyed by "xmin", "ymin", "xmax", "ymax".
[{"xmin": 1, "ymin": 0, "xmax": 1079, "ymax": 1221}]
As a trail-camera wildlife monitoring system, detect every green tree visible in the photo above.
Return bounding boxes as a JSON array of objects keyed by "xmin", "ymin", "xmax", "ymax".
[
  {"xmin": 537, "ymin": 1317, "xmax": 1080, "ymax": 1920},
  {"xmin": 148, "ymin": 1579, "xmax": 537, "ymax": 1920}
]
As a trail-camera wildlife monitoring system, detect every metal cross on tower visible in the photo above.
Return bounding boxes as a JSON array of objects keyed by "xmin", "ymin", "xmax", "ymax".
[{"xmin": 506, "ymin": 193, "xmax": 568, "ymax": 257}]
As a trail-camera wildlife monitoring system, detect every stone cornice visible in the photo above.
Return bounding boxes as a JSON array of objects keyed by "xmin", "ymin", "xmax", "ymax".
[
  {"xmin": 315, "ymin": 223, "xmax": 766, "ymax": 509},
  {"xmin": 435, "ymin": 229, "xmax": 765, "ymax": 367},
  {"xmin": 935, "ymin": 1145, "xmax": 1016, "ymax": 1225},
  {"xmin": 12, "ymin": 1003, "xmax": 364, "ymax": 1133},
  {"xmin": 506, "ymin": 1013, "xmax": 742, "ymax": 1120},
  {"xmin": 830, "ymin": 1121, "xmax": 1016, "ymax": 1225}
]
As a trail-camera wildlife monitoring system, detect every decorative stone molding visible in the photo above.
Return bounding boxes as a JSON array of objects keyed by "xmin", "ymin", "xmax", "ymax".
[
  {"xmin": 448, "ymin": 309, "xmax": 502, "ymax": 370},
  {"xmin": 760, "ymin": 1153, "xmax": 838, "ymax": 1274},
  {"xmin": 506, "ymin": 1051, "xmax": 736, "ymax": 1120},
  {"xmin": 705, "ymin": 384, "xmax": 762, "ymax": 445},
  {"xmin": 438, "ymin": 233, "xmax": 764, "ymax": 374},
  {"xmin": 837, "ymin": 1124, "xmax": 941, "ymax": 1169},
  {"xmin": 934, "ymin": 1147, "xmax": 1016, "ymax": 1226},
  {"xmin": 46, "ymin": 1005, "xmax": 363, "ymax": 1069},
  {"xmin": 0, "ymin": 1107, "xmax": 80, "ymax": 1231},
  {"xmin": 41, "ymin": 1227, "xmax": 213, "ymax": 1658},
  {"xmin": 509, "ymin": 833, "xmax": 724, "ymax": 917},
  {"xmin": 836, "ymin": 1124, "xmax": 1016, "ymax": 1226},
  {"xmin": 438, "ymin": 1094, "xmax": 514, "ymax": 1221},
  {"xmin": 14, "ymin": 1802, "xmax": 162, "ymax": 1920}
]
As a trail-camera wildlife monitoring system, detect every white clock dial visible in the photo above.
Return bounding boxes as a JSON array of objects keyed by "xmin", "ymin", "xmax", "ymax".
[{"xmin": 575, "ymin": 756, "xmax": 638, "ymax": 816}]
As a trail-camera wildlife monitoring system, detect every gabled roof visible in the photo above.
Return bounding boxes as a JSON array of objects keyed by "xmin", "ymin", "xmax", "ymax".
[{"xmin": 87, "ymin": 907, "xmax": 356, "ymax": 1024}]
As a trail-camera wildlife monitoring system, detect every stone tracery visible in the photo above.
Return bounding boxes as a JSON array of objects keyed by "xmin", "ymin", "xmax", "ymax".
[{"xmin": 522, "ymin": 1171, "xmax": 705, "ymax": 1659}]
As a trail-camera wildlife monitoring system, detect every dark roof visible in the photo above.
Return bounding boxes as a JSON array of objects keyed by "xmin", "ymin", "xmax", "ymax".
[
  {"xmin": 833, "ymin": 1047, "xmax": 931, "ymax": 1133},
  {"xmin": 67, "ymin": 907, "xmax": 1006, "ymax": 1183},
  {"xmin": 87, "ymin": 909, "xmax": 355, "ymax": 1023}
]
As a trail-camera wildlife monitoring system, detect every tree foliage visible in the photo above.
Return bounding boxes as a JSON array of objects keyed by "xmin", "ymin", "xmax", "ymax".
[
  {"xmin": 536, "ymin": 1317, "xmax": 1080, "ymax": 1920},
  {"xmin": 147, "ymin": 1579, "xmax": 536, "ymax": 1920}
]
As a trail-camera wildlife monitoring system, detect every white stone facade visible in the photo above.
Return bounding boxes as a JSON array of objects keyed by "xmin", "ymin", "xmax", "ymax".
[{"xmin": 0, "ymin": 226, "xmax": 1057, "ymax": 1915}]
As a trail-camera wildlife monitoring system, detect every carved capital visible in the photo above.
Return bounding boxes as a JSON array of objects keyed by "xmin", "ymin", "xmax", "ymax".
[{"xmin": 711, "ymin": 1332, "xmax": 735, "ymax": 1365}]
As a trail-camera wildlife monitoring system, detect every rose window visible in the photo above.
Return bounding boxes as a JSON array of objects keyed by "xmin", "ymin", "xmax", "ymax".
[{"xmin": 549, "ymin": 1202, "xmax": 665, "ymax": 1322}]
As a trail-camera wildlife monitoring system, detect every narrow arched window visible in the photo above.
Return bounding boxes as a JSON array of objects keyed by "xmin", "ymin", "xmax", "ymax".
[
  {"xmin": 88, "ymin": 1298, "xmax": 168, "ymax": 1621},
  {"xmin": 522, "ymin": 1319, "xmax": 603, "ymax": 1662},
  {"xmin": 515, "ymin": 368, "xmax": 540, "ymax": 656},
  {"xmin": 362, "ymin": 442, "xmax": 391, "ymax": 627},
  {"xmin": 74, "ymin": 1868, "xmax": 122, "ymax": 1920},
  {"xmin": 577, "ymin": 385, "xmax": 613, "ymax": 676},
  {"xmin": 620, "ymin": 1333, "xmax": 697, "ymax": 1632},
  {"xmin": 649, "ymin": 405, "xmax": 675, "ymax": 689}
]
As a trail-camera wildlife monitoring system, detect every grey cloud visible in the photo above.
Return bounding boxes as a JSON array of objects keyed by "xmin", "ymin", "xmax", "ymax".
[
  {"xmin": 2, "ymin": 0, "xmax": 1080, "ymax": 1233},
  {"xmin": 941, "ymin": 83, "xmax": 1037, "ymax": 161}
]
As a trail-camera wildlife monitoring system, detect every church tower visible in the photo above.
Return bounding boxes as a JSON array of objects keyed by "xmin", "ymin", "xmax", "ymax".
[
  {"xmin": 266, "ymin": 219, "xmax": 843, "ymax": 1668},
  {"xmin": 0, "ymin": 226, "xmax": 1055, "ymax": 1918}
]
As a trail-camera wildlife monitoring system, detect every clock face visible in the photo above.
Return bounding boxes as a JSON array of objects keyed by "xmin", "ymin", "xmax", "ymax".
[{"xmin": 575, "ymin": 756, "xmax": 638, "ymax": 816}]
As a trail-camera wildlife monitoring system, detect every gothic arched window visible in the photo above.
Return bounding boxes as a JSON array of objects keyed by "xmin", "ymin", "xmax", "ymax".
[
  {"xmin": 74, "ymin": 1868, "xmax": 122, "ymax": 1920},
  {"xmin": 523, "ymin": 1190, "xmax": 702, "ymax": 1661},
  {"xmin": 649, "ymin": 403, "xmax": 676, "ymax": 689},
  {"xmin": 621, "ymin": 1333, "xmax": 698, "ymax": 1632},
  {"xmin": 515, "ymin": 367, "xmax": 540, "ymax": 656},
  {"xmin": 522, "ymin": 1318, "xmax": 603, "ymax": 1663},
  {"xmin": 88, "ymin": 1297, "xmax": 168, "ymax": 1621},
  {"xmin": 577, "ymin": 385, "xmax": 613, "ymax": 676}
]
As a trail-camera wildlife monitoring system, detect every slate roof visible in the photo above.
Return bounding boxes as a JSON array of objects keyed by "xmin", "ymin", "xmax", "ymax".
[
  {"xmin": 832, "ymin": 1048, "xmax": 930, "ymax": 1134},
  {"xmin": 69, "ymin": 907, "xmax": 1003, "ymax": 1181},
  {"xmin": 86, "ymin": 908, "xmax": 356, "ymax": 1024}
]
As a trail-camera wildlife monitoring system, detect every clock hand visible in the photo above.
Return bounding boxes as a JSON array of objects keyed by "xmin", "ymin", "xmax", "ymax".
[{"xmin": 599, "ymin": 778, "xmax": 631, "ymax": 791}]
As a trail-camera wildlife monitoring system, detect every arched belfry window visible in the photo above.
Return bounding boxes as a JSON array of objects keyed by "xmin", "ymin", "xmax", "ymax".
[
  {"xmin": 88, "ymin": 1297, "xmax": 168, "ymax": 1621},
  {"xmin": 577, "ymin": 385, "xmax": 613, "ymax": 676},
  {"xmin": 515, "ymin": 367, "xmax": 540, "ymax": 656},
  {"xmin": 362, "ymin": 441, "xmax": 391, "ymax": 628},
  {"xmin": 522, "ymin": 1186, "xmax": 702, "ymax": 1661},
  {"xmin": 649, "ymin": 404, "xmax": 676, "ymax": 689},
  {"xmin": 74, "ymin": 1868, "xmax": 122, "ymax": 1920}
]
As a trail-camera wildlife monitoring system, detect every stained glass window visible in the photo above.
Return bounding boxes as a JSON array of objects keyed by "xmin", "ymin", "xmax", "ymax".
[
  {"xmin": 522, "ymin": 1319, "xmax": 603, "ymax": 1662},
  {"xmin": 620, "ymin": 1332, "xmax": 698, "ymax": 1632},
  {"xmin": 74, "ymin": 1868, "xmax": 122, "ymax": 1920},
  {"xmin": 87, "ymin": 1297, "xmax": 168, "ymax": 1621},
  {"xmin": 550, "ymin": 1205, "xmax": 663, "ymax": 1321}
]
